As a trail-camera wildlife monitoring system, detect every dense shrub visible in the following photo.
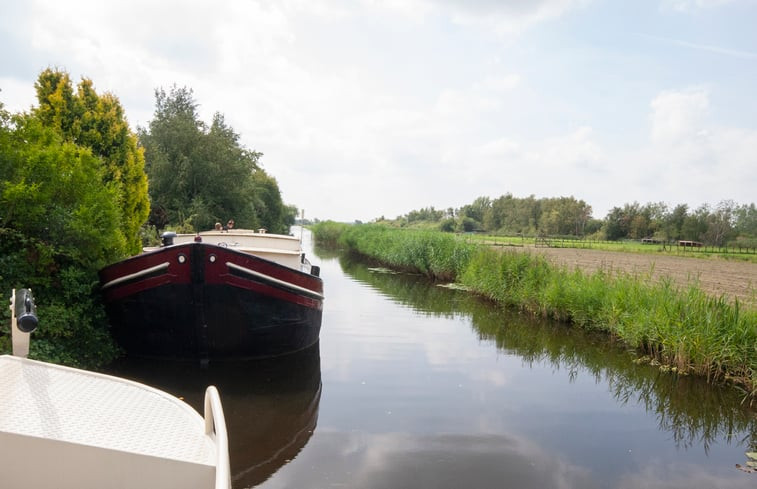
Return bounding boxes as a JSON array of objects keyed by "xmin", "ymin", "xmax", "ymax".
[
  {"xmin": 0, "ymin": 105, "xmax": 122, "ymax": 367},
  {"xmin": 311, "ymin": 220, "xmax": 350, "ymax": 247},
  {"xmin": 338, "ymin": 224, "xmax": 477, "ymax": 281}
]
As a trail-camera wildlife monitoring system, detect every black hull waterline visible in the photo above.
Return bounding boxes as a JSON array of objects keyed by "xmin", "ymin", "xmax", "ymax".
[{"xmin": 99, "ymin": 242, "xmax": 324, "ymax": 361}]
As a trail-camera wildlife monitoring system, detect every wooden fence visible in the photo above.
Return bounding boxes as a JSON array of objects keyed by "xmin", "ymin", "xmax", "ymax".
[
  {"xmin": 476, "ymin": 234, "xmax": 757, "ymax": 255},
  {"xmin": 673, "ymin": 244, "xmax": 757, "ymax": 255}
]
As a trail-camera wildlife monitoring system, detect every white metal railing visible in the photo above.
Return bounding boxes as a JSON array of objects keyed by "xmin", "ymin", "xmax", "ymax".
[
  {"xmin": 225, "ymin": 262, "xmax": 324, "ymax": 300},
  {"xmin": 204, "ymin": 386, "xmax": 230, "ymax": 489},
  {"xmin": 101, "ymin": 262, "xmax": 170, "ymax": 290}
]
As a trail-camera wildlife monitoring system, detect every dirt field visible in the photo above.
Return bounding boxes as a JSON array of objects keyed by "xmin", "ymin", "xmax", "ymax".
[{"xmin": 516, "ymin": 246, "xmax": 757, "ymax": 308}]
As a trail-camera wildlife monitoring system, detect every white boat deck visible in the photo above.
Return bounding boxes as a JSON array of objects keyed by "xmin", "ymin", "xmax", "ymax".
[
  {"xmin": 0, "ymin": 355, "xmax": 228, "ymax": 489},
  {"xmin": 144, "ymin": 229, "xmax": 308, "ymax": 271}
]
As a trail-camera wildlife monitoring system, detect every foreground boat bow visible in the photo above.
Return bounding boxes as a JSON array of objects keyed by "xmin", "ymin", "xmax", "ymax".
[{"xmin": 2, "ymin": 289, "xmax": 230, "ymax": 489}]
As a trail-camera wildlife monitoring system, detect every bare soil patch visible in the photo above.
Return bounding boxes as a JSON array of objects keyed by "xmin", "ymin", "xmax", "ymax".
[{"xmin": 517, "ymin": 246, "xmax": 757, "ymax": 308}]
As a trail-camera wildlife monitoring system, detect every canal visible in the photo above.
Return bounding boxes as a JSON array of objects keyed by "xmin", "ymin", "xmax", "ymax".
[{"xmin": 109, "ymin": 231, "xmax": 757, "ymax": 488}]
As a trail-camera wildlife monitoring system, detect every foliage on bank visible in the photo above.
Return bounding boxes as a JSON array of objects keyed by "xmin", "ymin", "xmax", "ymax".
[
  {"xmin": 139, "ymin": 86, "xmax": 296, "ymax": 234},
  {"xmin": 309, "ymin": 220, "xmax": 348, "ymax": 247},
  {"xmin": 315, "ymin": 221, "xmax": 476, "ymax": 281},
  {"xmin": 387, "ymin": 195, "xmax": 757, "ymax": 248},
  {"xmin": 0, "ymin": 73, "xmax": 135, "ymax": 367},
  {"xmin": 313, "ymin": 222, "xmax": 757, "ymax": 399},
  {"xmin": 2, "ymin": 70, "xmax": 301, "ymax": 368},
  {"xmin": 33, "ymin": 69, "xmax": 150, "ymax": 255}
]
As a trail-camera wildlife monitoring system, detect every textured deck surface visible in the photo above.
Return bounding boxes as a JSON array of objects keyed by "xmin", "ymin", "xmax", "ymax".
[{"xmin": 0, "ymin": 355, "xmax": 215, "ymax": 465}]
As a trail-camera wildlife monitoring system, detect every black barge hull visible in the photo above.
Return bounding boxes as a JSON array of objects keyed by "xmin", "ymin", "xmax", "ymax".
[{"xmin": 99, "ymin": 243, "xmax": 324, "ymax": 360}]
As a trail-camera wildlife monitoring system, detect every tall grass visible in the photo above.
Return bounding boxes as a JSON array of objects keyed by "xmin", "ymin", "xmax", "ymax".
[
  {"xmin": 310, "ymin": 221, "xmax": 350, "ymax": 247},
  {"xmin": 336, "ymin": 224, "xmax": 476, "ymax": 281},
  {"xmin": 462, "ymin": 247, "xmax": 757, "ymax": 394},
  {"xmin": 314, "ymin": 223, "xmax": 757, "ymax": 399}
]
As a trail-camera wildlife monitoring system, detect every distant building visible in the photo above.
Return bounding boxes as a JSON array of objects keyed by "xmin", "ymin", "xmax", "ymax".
[{"xmin": 678, "ymin": 240, "xmax": 703, "ymax": 248}]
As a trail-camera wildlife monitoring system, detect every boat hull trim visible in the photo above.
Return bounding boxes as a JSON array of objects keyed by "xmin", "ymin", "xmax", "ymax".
[{"xmin": 99, "ymin": 242, "xmax": 324, "ymax": 360}]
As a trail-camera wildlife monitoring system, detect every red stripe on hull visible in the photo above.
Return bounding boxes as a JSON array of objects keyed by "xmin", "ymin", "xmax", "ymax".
[
  {"xmin": 99, "ymin": 243, "xmax": 323, "ymax": 309},
  {"xmin": 98, "ymin": 243, "xmax": 324, "ymax": 360}
]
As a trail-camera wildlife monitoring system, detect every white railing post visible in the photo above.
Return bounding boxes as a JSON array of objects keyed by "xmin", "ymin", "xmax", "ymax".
[{"xmin": 204, "ymin": 386, "xmax": 231, "ymax": 489}]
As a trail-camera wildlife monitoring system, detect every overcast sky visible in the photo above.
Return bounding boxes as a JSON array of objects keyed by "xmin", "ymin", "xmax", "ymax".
[{"xmin": 1, "ymin": 0, "xmax": 756, "ymax": 222}]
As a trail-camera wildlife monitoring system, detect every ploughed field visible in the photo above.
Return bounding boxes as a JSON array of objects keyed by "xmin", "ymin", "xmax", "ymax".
[{"xmin": 519, "ymin": 246, "xmax": 757, "ymax": 308}]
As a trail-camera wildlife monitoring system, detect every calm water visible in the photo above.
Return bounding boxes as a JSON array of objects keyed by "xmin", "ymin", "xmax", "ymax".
[{"xmin": 109, "ymin": 231, "xmax": 757, "ymax": 489}]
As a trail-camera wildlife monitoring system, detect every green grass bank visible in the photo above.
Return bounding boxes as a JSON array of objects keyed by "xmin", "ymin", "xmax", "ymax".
[
  {"xmin": 467, "ymin": 233, "xmax": 757, "ymax": 264},
  {"xmin": 312, "ymin": 222, "xmax": 757, "ymax": 400}
]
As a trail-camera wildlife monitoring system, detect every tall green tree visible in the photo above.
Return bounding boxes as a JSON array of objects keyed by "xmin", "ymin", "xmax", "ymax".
[
  {"xmin": 660, "ymin": 203, "xmax": 688, "ymax": 242},
  {"xmin": 139, "ymin": 87, "xmax": 202, "ymax": 228},
  {"xmin": 538, "ymin": 197, "xmax": 592, "ymax": 236},
  {"xmin": 249, "ymin": 171, "xmax": 297, "ymax": 234},
  {"xmin": 1, "ymin": 115, "xmax": 125, "ymax": 262},
  {"xmin": 602, "ymin": 202, "xmax": 644, "ymax": 240},
  {"xmin": 456, "ymin": 196, "xmax": 490, "ymax": 232},
  {"xmin": 681, "ymin": 204, "xmax": 710, "ymax": 242},
  {"xmin": 406, "ymin": 207, "xmax": 445, "ymax": 223},
  {"xmin": 33, "ymin": 68, "xmax": 150, "ymax": 254},
  {"xmin": 1, "ymin": 104, "xmax": 122, "ymax": 366},
  {"xmin": 704, "ymin": 200, "xmax": 736, "ymax": 246},
  {"xmin": 734, "ymin": 203, "xmax": 757, "ymax": 237},
  {"xmin": 140, "ymin": 86, "xmax": 293, "ymax": 233}
]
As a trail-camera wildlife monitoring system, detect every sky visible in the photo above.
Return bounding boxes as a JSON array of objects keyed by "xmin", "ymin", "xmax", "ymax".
[{"xmin": 1, "ymin": 0, "xmax": 756, "ymax": 223}]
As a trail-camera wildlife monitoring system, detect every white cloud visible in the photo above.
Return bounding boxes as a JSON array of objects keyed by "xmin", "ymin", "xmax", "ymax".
[
  {"xmin": 434, "ymin": 88, "xmax": 501, "ymax": 116},
  {"xmin": 477, "ymin": 137, "xmax": 524, "ymax": 159},
  {"xmin": 0, "ymin": 0, "xmax": 590, "ymax": 220},
  {"xmin": 0, "ymin": 78, "xmax": 36, "ymax": 114},
  {"xmin": 359, "ymin": 0, "xmax": 592, "ymax": 30},
  {"xmin": 649, "ymin": 87, "xmax": 710, "ymax": 144},
  {"xmin": 540, "ymin": 126, "xmax": 604, "ymax": 171},
  {"xmin": 274, "ymin": 430, "xmax": 598, "ymax": 488},
  {"xmin": 640, "ymin": 34, "xmax": 757, "ymax": 60},
  {"xmin": 660, "ymin": 0, "xmax": 736, "ymax": 13},
  {"xmin": 475, "ymin": 74, "xmax": 522, "ymax": 92},
  {"xmin": 616, "ymin": 459, "xmax": 755, "ymax": 489},
  {"xmin": 597, "ymin": 86, "xmax": 757, "ymax": 217},
  {"xmin": 453, "ymin": 126, "xmax": 604, "ymax": 204},
  {"xmin": 435, "ymin": 0, "xmax": 593, "ymax": 36},
  {"xmin": 361, "ymin": 0, "xmax": 436, "ymax": 18},
  {"xmin": 1, "ymin": 0, "xmax": 755, "ymax": 222}
]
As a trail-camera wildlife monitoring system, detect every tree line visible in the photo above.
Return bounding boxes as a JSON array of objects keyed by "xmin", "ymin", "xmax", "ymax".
[
  {"xmin": 385, "ymin": 194, "xmax": 757, "ymax": 247},
  {"xmin": 140, "ymin": 85, "xmax": 296, "ymax": 235},
  {"xmin": 0, "ymin": 68, "xmax": 297, "ymax": 366}
]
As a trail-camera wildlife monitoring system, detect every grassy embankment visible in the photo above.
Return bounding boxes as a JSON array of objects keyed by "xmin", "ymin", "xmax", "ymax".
[
  {"xmin": 312, "ymin": 222, "xmax": 757, "ymax": 400},
  {"xmin": 467, "ymin": 234, "xmax": 757, "ymax": 263}
]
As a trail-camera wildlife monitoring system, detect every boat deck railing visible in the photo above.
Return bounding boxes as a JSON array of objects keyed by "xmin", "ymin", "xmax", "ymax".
[{"xmin": 205, "ymin": 386, "xmax": 230, "ymax": 489}]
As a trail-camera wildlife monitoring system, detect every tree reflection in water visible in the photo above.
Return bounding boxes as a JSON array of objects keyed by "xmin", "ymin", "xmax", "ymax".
[{"xmin": 335, "ymin": 251, "xmax": 757, "ymax": 456}]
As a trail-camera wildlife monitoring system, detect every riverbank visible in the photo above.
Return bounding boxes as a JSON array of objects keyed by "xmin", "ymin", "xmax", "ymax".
[
  {"xmin": 312, "ymin": 222, "xmax": 757, "ymax": 401},
  {"xmin": 518, "ymin": 246, "xmax": 757, "ymax": 308}
]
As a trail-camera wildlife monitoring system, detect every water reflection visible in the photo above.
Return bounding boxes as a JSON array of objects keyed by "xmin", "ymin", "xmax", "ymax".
[
  {"xmin": 100, "ymin": 239, "xmax": 757, "ymax": 489},
  {"xmin": 289, "ymin": 431, "xmax": 599, "ymax": 489},
  {"xmin": 335, "ymin": 252, "xmax": 757, "ymax": 455},
  {"xmin": 107, "ymin": 344, "xmax": 321, "ymax": 488}
]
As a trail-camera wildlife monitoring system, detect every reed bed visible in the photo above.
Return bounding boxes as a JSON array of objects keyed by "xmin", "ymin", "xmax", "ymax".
[
  {"xmin": 312, "ymin": 223, "xmax": 757, "ymax": 398},
  {"xmin": 326, "ymin": 222, "xmax": 476, "ymax": 281},
  {"xmin": 308, "ymin": 220, "xmax": 345, "ymax": 247}
]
